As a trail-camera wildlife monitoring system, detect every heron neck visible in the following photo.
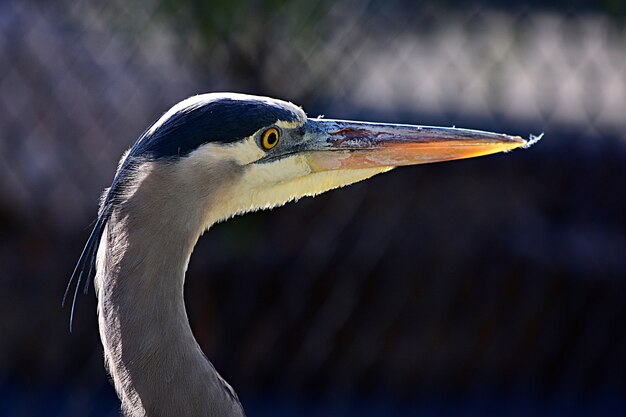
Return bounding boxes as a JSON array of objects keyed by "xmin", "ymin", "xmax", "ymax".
[{"xmin": 95, "ymin": 205, "xmax": 242, "ymax": 417}]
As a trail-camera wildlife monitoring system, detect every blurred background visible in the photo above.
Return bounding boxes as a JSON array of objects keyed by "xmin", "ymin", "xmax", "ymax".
[{"xmin": 1, "ymin": 0, "xmax": 625, "ymax": 415}]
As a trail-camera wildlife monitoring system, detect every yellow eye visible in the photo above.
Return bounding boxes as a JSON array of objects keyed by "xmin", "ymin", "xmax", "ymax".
[{"xmin": 261, "ymin": 128, "xmax": 279, "ymax": 150}]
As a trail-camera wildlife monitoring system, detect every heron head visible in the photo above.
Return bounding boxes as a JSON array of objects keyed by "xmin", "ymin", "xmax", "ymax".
[{"xmin": 111, "ymin": 93, "xmax": 526, "ymax": 230}]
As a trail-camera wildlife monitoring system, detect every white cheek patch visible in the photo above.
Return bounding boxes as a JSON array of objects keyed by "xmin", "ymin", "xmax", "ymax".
[
  {"xmin": 246, "ymin": 155, "xmax": 312, "ymax": 188},
  {"xmin": 220, "ymin": 155, "xmax": 312, "ymax": 214},
  {"xmin": 210, "ymin": 156, "xmax": 392, "ymax": 223},
  {"xmin": 189, "ymin": 138, "xmax": 266, "ymax": 166}
]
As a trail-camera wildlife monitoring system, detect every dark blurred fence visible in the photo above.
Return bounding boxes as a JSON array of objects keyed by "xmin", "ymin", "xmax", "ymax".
[{"xmin": 1, "ymin": 1, "xmax": 625, "ymax": 416}]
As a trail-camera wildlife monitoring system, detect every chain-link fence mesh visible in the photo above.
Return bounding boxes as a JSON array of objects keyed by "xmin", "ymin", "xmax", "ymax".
[{"xmin": 1, "ymin": 0, "xmax": 625, "ymax": 416}]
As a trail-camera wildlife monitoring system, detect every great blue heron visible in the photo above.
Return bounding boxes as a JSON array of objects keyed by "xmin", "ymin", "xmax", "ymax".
[{"xmin": 65, "ymin": 93, "xmax": 531, "ymax": 416}]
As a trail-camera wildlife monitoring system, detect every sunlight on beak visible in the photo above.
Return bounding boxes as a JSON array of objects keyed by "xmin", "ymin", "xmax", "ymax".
[{"xmin": 303, "ymin": 119, "xmax": 530, "ymax": 171}]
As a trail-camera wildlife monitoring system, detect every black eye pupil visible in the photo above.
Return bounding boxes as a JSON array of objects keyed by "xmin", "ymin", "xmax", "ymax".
[{"xmin": 267, "ymin": 132, "xmax": 277, "ymax": 145}]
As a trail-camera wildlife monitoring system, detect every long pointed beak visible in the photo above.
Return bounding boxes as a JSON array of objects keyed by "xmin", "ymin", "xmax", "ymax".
[{"xmin": 302, "ymin": 119, "xmax": 527, "ymax": 171}]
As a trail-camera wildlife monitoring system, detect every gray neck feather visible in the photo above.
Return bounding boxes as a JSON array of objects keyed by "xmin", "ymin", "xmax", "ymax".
[{"xmin": 94, "ymin": 160, "xmax": 245, "ymax": 417}]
